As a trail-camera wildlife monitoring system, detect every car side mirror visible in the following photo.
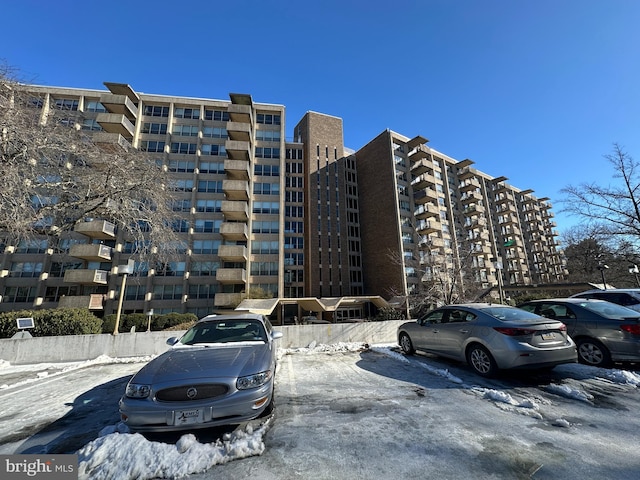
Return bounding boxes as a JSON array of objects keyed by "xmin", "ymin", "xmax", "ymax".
[
  {"xmin": 166, "ymin": 337, "xmax": 179, "ymax": 346},
  {"xmin": 271, "ymin": 331, "xmax": 283, "ymax": 340}
]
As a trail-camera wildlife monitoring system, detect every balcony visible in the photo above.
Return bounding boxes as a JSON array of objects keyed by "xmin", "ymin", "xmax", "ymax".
[
  {"xmin": 226, "ymin": 121, "xmax": 252, "ymax": 141},
  {"xmin": 463, "ymin": 204, "xmax": 485, "ymax": 216},
  {"xmin": 461, "ymin": 192, "xmax": 482, "ymax": 204},
  {"xmin": 216, "ymin": 268, "xmax": 247, "ymax": 284},
  {"xmin": 91, "ymin": 132, "xmax": 132, "ymax": 151},
  {"xmin": 228, "ymin": 104, "xmax": 252, "ymax": 123},
  {"xmin": 214, "ymin": 292, "xmax": 243, "ymax": 307},
  {"xmin": 63, "ymin": 269, "xmax": 109, "ymax": 285},
  {"xmin": 411, "ymin": 172, "xmax": 436, "ymax": 190},
  {"xmin": 408, "ymin": 144, "xmax": 430, "ymax": 161},
  {"xmin": 458, "ymin": 166, "xmax": 480, "ymax": 181},
  {"xmin": 225, "ymin": 140, "xmax": 251, "ymax": 160},
  {"xmin": 224, "ymin": 159, "xmax": 250, "ymax": 180},
  {"xmin": 96, "ymin": 113, "xmax": 135, "ymax": 140},
  {"xmin": 75, "ymin": 220, "xmax": 116, "ymax": 239},
  {"xmin": 413, "ymin": 188, "xmax": 438, "ymax": 205},
  {"xmin": 460, "ymin": 178, "xmax": 481, "ymax": 192},
  {"xmin": 58, "ymin": 294, "xmax": 105, "ymax": 310},
  {"xmin": 98, "ymin": 93, "xmax": 138, "ymax": 119},
  {"xmin": 69, "ymin": 244, "xmax": 113, "ymax": 262},
  {"xmin": 410, "ymin": 158, "xmax": 430, "ymax": 175},
  {"xmin": 417, "ymin": 219, "xmax": 440, "ymax": 235},
  {"xmin": 220, "ymin": 222, "xmax": 248, "ymax": 240},
  {"xmin": 222, "ymin": 179, "xmax": 250, "ymax": 201},
  {"xmin": 414, "ymin": 203, "xmax": 439, "ymax": 219},
  {"xmin": 221, "ymin": 201, "xmax": 249, "ymax": 221},
  {"xmin": 499, "ymin": 214, "xmax": 519, "ymax": 225},
  {"xmin": 218, "ymin": 245, "xmax": 247, "ymax": 262}
]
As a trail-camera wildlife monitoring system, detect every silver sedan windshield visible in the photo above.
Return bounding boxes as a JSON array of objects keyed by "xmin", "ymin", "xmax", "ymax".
[{"xmin": 179, "ymin": 320, "xmax": 267, "ymax": 345}]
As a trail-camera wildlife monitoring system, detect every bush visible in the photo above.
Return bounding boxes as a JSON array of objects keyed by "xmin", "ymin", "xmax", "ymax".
[
  {"xmin": 103, "ymin": 312, "xmax": 198, "ymax": 333},
  {"xmin": 373, "ymin": 307, "xmax": 406, "ymax": 322},
  {"xmin": 0, "ymin": 308, "xmax": 102, "ymax": 338}
]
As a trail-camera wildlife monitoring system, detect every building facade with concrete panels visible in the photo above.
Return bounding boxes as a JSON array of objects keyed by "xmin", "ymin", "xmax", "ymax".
[{"xmin": 0, "ymin": 81, "xmax": 566, "ymax": 321}]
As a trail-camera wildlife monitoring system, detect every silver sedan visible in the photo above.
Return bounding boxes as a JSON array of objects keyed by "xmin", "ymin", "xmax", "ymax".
[
  {"xmin": 397, "ymin": 303, "xmax": 577, "ymax": 377},
  {"xmin": 119, "ymin": 313, "xmax": 283, "ymax": 433}
]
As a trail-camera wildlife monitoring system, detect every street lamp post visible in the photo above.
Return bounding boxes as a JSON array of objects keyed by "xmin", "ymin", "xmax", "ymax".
[
  {"xmin": 597, "ymin": 262, "xmax": 609, "ymax": 290},
  {"xmin": 630, "ymin": 265, "xmax": 640, "ymax": 287},
  {"xmin": 113, "ymin": 259, "xmax": 134, "ymax": 335}
]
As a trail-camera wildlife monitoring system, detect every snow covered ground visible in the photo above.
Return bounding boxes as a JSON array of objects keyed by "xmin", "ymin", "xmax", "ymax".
[{"xmin": 2, "ymin": 343, "xmax": 640, "ymax": 479}]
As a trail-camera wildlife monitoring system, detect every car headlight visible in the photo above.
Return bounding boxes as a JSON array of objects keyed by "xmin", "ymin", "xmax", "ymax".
[
  {"xmin": 126, "ymin": 383, "xmax": 151, "ymax": 399},
  {"xmin": 236, "ymin": 370, "xmax": 272, "ymax": 390}
]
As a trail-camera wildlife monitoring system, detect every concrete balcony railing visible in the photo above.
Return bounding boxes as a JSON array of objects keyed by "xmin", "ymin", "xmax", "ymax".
[
  {"xmin": 220, "ymin": 222, "xmax": 248, "ymax": 240},
  {"xmin": 221, "ymin": 201, "xmax": 249, "ymax": 221},
  {"xmin": 63, "ymin": 269, "xmax": 109, "ymax": 285},
  {"xmin": 96, "ymin": 113, "xmax": 135, "ymax": 139},
  {"xmin": 74, "ymin": 220, "xmax": 116, "ymax": 239},
  {"xmin": 224, "ymin": 159, "xmax": 250, "ymax": 180},
  {"xmin": 98, "ymin": 93, "xmax": 138, "ymax": 119},
  {"xmin": 216, "ymin": 268, "xmax": 247, "ymax": 284},
  {"xmin": 225, "ymin": 140, "xmax": 251, "ymax": 160},
  {"xmin": 227, "ymin": 104, "xmax": 252, "ymax": 123},
  {"xmin": 68, "ymin": 244, "xmax": 113, "ymax": 262},
  {"xmin": 58, "ymin": 294, "xmax": 105, "ymax": 310},
  {"xmin": 226, "ymin": 121, "xmax": 252, "ymax": 141},
  {"xmin": 214, "ymin": 292, "xmax": 243, "ymax": 307},
  {"xmin": 222, "ymin": 179, "xmax": 250, "ymax": 201},
  {"xmin": 218, "ymin": 245, "xmax": 247, "ymax": 262}
]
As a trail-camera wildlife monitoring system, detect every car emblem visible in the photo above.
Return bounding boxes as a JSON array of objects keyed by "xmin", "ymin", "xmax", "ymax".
[{"xmin": 186, "ymin": 387, "xmax": 198, "ymax": 399}]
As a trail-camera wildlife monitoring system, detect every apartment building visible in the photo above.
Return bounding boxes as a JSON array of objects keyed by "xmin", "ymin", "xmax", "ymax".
[{"xmin": 0, "ymin": 81, "xmax": 566, "ymax": 321}]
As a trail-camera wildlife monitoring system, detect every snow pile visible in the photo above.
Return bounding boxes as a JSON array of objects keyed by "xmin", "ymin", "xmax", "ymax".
[
  {"xmin": 281, "ymin": 341, "xmax": 370, "ymax": 355},
  {"xmin": 605, "ymin": 368, "xmax": 640, "ymax": 386},
  {"xmin": 545, "ymin": 383, "xmax": 594, "ymax": 403},
  {"xmin": 77, "ymin": 418, "xmax": 272, "ymax": 480}
]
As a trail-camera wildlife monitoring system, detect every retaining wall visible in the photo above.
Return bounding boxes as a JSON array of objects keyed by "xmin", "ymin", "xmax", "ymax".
[{"xmin": 0, "ymin": 320, "xmax": 405, "ymax": 365}]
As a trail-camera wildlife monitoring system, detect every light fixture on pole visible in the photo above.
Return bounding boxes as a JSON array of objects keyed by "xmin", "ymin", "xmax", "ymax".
[
  {"xmin": 113, "ymin": 259, "xmax": 134, "ymax": 335},
  {"xmin": 597, "ymin": 261, "xmax": 609, "ymax": 290},
  {"xmin": 630, "ymin": 265, "xmax": 640, "ymax": 287}
]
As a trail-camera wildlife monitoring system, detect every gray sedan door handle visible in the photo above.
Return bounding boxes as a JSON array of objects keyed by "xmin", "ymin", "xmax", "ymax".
[{"xmin": 459, "ymin": 329, "xmax": 469, "ymax": 334}]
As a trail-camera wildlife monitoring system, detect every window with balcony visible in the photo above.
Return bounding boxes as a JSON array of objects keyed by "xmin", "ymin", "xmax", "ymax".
[
  {"xmin": 196, "ymin": 199, "xmax": 222, "ymax": 212},
  {"xmin": 203, "ymin": 127, "xmax": 227, "ymax": 138},
  {"xmin": 190, "ymin": 261, "xmax": 219, "ymax": 276},
  {"xmin": 10, "ymin": 262, "xmax": 44, "ymax": 277},
  {"xmin": 194, "ymin": 219, "xmax": 221, "ymax": 233},
  {"xmin": 199, "ymin": 161, "xmax": 225, "ymax": 174},
  {"xmin": 192, "ymin": 239, "xmax": 220, "ymax": 254},
  {"xmin": 197, "ymin": 180, "xmax": 223, "ymax": 193},
  {"xmin": 189, "ymin": 283, "xmax": 217, "ymax": 298},
  {"xmin": 201, "ymin": 144, "xmax": 226, "ymax": 156}
]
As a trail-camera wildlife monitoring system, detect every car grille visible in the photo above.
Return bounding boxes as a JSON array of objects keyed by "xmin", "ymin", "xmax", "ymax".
[{"xmin": 156, "ymin": 384, "xmax": 229, "ymax": 402}]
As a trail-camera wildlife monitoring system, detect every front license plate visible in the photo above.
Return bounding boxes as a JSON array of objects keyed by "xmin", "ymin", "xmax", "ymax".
[
  {"xmin": 541, "ymin": 332, "xmax": 556, "ymax": 341},
  {"xmin": 174, "ymin": 409, "xmax": 203, "ymax": 426}
]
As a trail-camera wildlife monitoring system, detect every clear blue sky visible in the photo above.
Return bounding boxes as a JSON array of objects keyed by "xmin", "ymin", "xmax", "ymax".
[{"xmin": 2, "ymin": 0, "xmax": 639, "ymax": 233}]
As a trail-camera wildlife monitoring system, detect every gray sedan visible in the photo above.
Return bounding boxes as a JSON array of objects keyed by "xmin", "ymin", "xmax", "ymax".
[
  {"xmin": 518, "ymin": 298, "xmax": 640, "ymax": 367},
  {"xmin": 119, "ymin": 313, "xmax": 283, "ymax": 433},
  {"xmin": 398, "ymin": 303, "xmax": 577, "ymax": 377}
]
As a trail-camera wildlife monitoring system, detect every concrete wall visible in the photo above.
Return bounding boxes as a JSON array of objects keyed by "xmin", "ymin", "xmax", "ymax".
[{"xmin": 0, "ymin": 320, "xmax": 405, "ymax": 365}]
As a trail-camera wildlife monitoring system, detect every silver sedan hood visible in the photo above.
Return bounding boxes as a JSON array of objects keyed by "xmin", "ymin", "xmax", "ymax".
[{"xmin": 132, "ymin": 343, "xmax": 273, "ymax": 384}]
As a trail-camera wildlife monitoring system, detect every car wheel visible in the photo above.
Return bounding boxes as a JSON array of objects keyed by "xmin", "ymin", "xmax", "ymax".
[
  {"xmin": 576, "ymin": 338, "xmax": 612, "ymax": 367},
  {"xmin": 399, "ymin": 333, "xmax": 415, "ymax": 355},
  {"xmin": 466, "ymin": 344, "xmax": 498, "ymax": 377}
]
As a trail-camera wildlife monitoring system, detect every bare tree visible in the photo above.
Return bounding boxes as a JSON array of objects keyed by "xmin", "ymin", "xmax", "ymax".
[
  {"xmin": 560, "ymin": 144, "xmax": 640, "ymax": 246},
  {"xmin": 0, "ymin": 63, "xmax": 182, "ymax": 262}
]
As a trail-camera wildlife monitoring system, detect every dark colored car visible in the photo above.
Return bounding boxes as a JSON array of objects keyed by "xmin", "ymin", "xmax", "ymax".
[
  {"xmin": 119, "ymin": 313, "xmax": 283, "ymax": 432},
  {"xmin": 518, "ymin": 298, "xmax": 640, "ymax": 367},
  {"xmin": 397, "ymin": 303, "xmax": 576, "ymax": 377},
  {"xmin": 570, "ymin": 289, "xmax": 640, "ymax": 313}
]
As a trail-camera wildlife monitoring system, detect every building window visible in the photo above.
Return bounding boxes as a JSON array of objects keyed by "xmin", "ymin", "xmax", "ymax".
[
  {"xmin": 125, "ymin": 285, "xmax": 146, "ymax": 301},
  {"xmin": 143, "ymin": 105, "xmax": 170, "ymax": 117},
  {"xmin": 84, "ymin": 101, "xmax": 106, "ymax": 112},
  {"xmin": 15, "ymin": 239, "xmax": 48, "ymax": 253},
  {"xmin": 81, "ymin": 119, "xmax": 102, "ymax": 131},
  {"xmin": 252, "ymin": 221, "xmax": 279, "ymax": 234},
  {"xmin": 285, "ymin": 191, "xmax": 304, "ymax": 203},
  {"xmin": 253, "ymin": 202, "xmax": 279, "ymax": 214},
  {"xmin": 174, "ymin": 107, "xmax": 200, "ymax": 119},
  {"xmin": 49, "ymin": 261, "xmax": 83, "ymax": 277},
  {"xmin": 140, "ymin": 141, "xmax": 165, "ymax": 153},
  {"xmin": 250, "ymin": 262, "xmax": 279, "ymax": 275},
  {"xmin": 172, "ymin": 179, "xmax": 193, "ymax": 192},
  {"xmin": 54, "ymin": 98, "xmax": 79, "ymax": 110},
  {"xmin": 170, "ymin": 142, "xmax": 197, "ymax": 155},
  {"xmin": 256, "ymin": 130, "xmax": 281, "ymax": 142},
  {"xmin": 201, "ymin": 144, "xmax": 226, "ymax": 156},
  {"xmin": 254, "ymin": 165, "xmax": 280, "ymax": 176},
  {"xmin": 142, "ymin": 122, "xmax": 168, "ymax": 135},
  {"xmin": 171, "ymin": 199, "xmax": 191, "ymax": 212},
  {"xmin": 194, "ymin": 219, "xmax": 221, "ymax": 233},
  {"xmin": 196, "ymin": 199, "xmax": 222, "ymax": 212},
  {"xmin": 173, "ymin": 125, "xmax": 199, "ymax": 136},
  {"xmin": 189, "ymin": 284, "xmax": 217, "ymax": 299},
  {"xmin": 167, "ymin": 160, "xmax": 195, "ymax": 172},
  {"xmin": 256, "ymin": 147, "xmax": 280, "ymax": 159},
  {"xmin": 253, "ymin": 182, "xmax": 280, "ymax": 195},
  {"xmin": 3, "ymin": 286, "xmax": 37, "ymax": 303},
  {"xmin": 192, "ymin": 239, "xmax": 220, "ymax": 254},
  {"xmin": 286, "ymin": 149, "xmax": 303, "ymax": 160},
  {"xmin": 190, "ymin": 261, "xmax": 218, "ymax": 276},
  {"xmin": 10, "ymin": 262, "xmax": 44, "ymax": 277},
  {"xmin": 251, "ymin": 241, "xmax": 279, "ymax": 254},
  {"xmin": 203, "ymin": 127, "xmax": 227, "ymax": 138},
  {"xmin": 153, "ymin": 284, "xmax": 183, "ymax": 299},
  {"xmin": 285, "ymin": 206, "xmax": 303, "ymax": 217},
  {"xmin": 284, "ymin": 237, "xmax": 304, "ymax": 249},
  {"xmin": 197, "ymin": 180, "xmax": 223, "ymax": 193},
  {"xmin": 256, "ymin": 113, "xmax": 281, "ymax": 125},
  {"xmin": 199, "ymin": 161, "xmax": 225, "ymax": 174},
  {"xmin": 204, "ymin": 109, "xmax": 229, "ymax": 121}
]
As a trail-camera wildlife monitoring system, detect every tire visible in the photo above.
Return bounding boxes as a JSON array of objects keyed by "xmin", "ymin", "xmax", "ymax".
[
  {"xmin": 576, "ymin": 338, "xmax": 612, "ymax": 368},
  {"xmin": 466, "ymin": 344, "xmax": 498, "ymax": 377},
  {"xmin": 399, "ymin": 333, "xmax": 415, "ymax": 355}
]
